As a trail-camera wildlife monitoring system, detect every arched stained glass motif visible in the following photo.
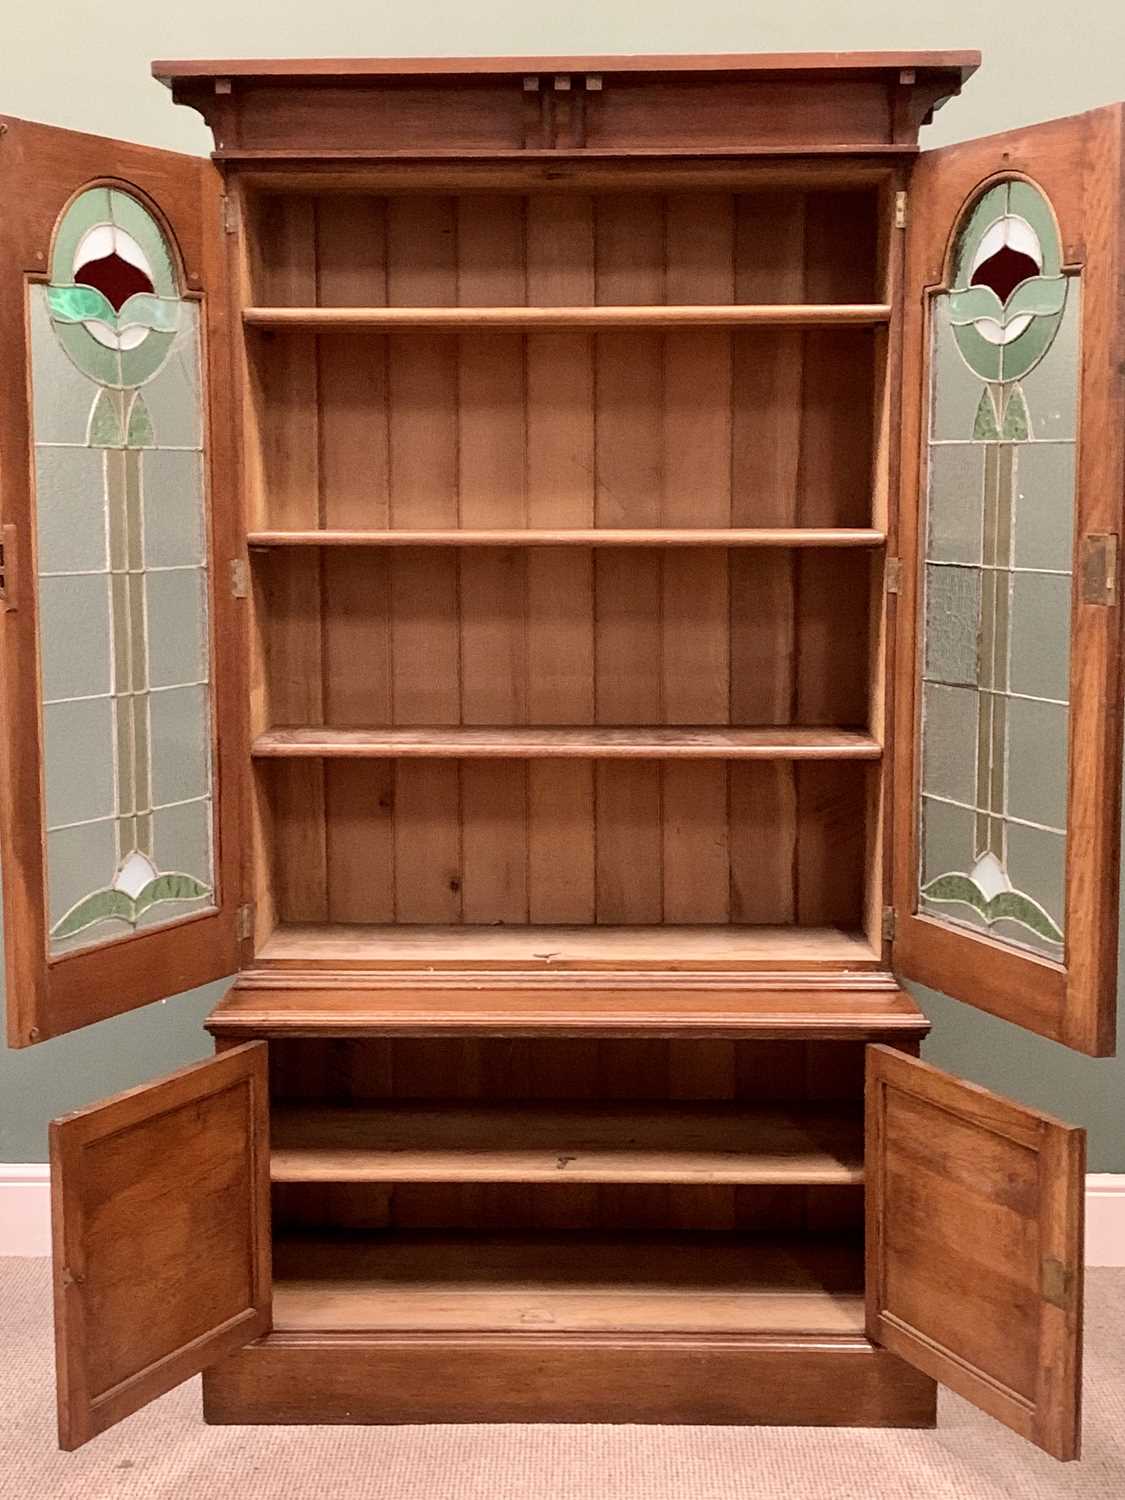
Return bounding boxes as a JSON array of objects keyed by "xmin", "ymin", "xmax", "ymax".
[
  {"xmin": 32, "ymin": 186, "xmax": 215, "ymax": 954},
  {"xmin": 918, "ymin": 179, "xmax": 1077, "ymax": 959}
]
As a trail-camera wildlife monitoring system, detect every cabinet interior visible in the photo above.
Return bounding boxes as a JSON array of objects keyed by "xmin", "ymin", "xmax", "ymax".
[
  {"xmin": 240, "ymin": 179, "xmax": 893, "ymax": 967},
  {"xmin": 266, "ymin": 1036, "xmax": 866, "ymax": 1334}
]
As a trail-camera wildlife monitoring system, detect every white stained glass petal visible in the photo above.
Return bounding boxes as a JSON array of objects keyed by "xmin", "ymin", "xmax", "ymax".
[
  {"xmin": 113, "ymin": 850, "xmax": 159, "ymax": 899},
  {"xmin": 73, "ymin": 223, "xmax": 116, "ymax": 269},
  {"xmin": 971, "ymin": 215, "xmax": 1041, "ymax": 273},
  {"xmin": 975, "ymin": 313, "xmax": 1033, "ymax": 347},
  {"xmin": 969, "ymin": 850, "xmax": 1010, "ymax": 902},
  {"xmin": 109, "ymin": 226, "xmax": 153, "ymax": 279}
]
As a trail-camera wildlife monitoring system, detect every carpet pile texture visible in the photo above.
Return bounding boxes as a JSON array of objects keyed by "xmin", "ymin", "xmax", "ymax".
[{"xmin": 2, "ymin": 1258, "xmax": 1123, "ymax": 1499}]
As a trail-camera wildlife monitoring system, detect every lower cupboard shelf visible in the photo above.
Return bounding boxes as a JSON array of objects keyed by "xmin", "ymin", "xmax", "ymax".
[{"xmin": 270, "ymin": 1232, "xmax": 866, "ymax": 1336}]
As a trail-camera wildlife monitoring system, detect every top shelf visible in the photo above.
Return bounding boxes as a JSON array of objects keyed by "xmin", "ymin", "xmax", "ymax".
[{"xmin": 243, "ymin": 303, "xmax": 892, "ymax": 330}]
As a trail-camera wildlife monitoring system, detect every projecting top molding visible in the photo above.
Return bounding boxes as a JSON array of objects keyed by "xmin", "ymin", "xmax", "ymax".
[{"xmin": 152, "ymin": 51, "xmax": 980, "ymax": 161}]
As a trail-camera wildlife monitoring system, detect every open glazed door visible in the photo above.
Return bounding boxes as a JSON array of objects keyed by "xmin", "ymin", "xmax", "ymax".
[
  {"xmin": 51, "ymin": 1043, "xmax": 270, "ymax": 1449},
  {"xmin": 895, "ymin": 105, "xmax": 1125, "ymax": 1053},
  {"xmin": 866, "ymin": 1046, "xmax": 1084, "ymax": 1460},
  {"xmin": 0, "ymin": 117, "xmax": 243, "ymax": 1045}
]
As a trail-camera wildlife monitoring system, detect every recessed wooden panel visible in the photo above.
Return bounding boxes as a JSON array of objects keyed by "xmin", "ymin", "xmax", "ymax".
[
  {"xmin": 866, "ymin": 1046, "xmax": 1084, "ymax": 1460},
  {"xmin": 50, "ymin": 1044, "xmax": 271, "ymax": 1449}
]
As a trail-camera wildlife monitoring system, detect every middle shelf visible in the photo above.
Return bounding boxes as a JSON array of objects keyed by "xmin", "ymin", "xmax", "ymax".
[
  {"xmin": 251, "ymin": 726, "xmax": 882, "ymax": 760},
  {"xmin": 270, "ymin": 1103, "xmax": 864, "ymax": 1186}
]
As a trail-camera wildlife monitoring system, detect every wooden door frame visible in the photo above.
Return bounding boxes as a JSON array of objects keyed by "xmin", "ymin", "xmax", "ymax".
[
  {"xmin": 893, "ymin": 106, "xmax": 1125, "ymax": 1055},
  {"xmin": 0, "ymin": 117, "xmax": 244, "ymax": 1045}
]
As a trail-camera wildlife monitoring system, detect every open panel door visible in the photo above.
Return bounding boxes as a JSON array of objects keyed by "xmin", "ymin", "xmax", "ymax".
[
  {"xmin": 866, "ymin": 1045, "xmax": 1084, "ymax": 1460},
  {"xmin": 894, "ymin": 105, "xmax": 1125, "ymax": 1053},
  {"xmin": 51, "ymin": 1042, "xmax": 270, "ymax": 1449},
  {"xmin": 0, "ymin": 116, "xmax": 243, "ymax": 1045}
]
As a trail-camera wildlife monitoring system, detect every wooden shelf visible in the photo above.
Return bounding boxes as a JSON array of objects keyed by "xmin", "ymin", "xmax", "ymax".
[
  {"xmin": 209, "ymin": 974, "xmax": 926, "ymax": 1041},
  {"xmin": 271, "ymin": 1232, "xmax": 866, "ymax": 1335},
  {"xmin": 247, "ymin": 527, "xmax": 887, "ymax": 548},
  {"xmin": 244, "ymin": 303, "xmax": 892, "ymax": 330},
  {"xmin": 271, "ymin": 1104, "xmax": 864, "ymax": 1185},
  {"xmin": 252, "ymin": 923, "xmax": 882, "ymax": 972},
  {"xmin": 252, "ymin": 726, "xmax": 882, "ymax": 761}
]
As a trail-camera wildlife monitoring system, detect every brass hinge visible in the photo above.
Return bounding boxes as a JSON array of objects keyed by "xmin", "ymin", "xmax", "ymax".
[
  {"xmin": 237, "ymin": 904, "xmax": 254, "ymax": 942},
  {"xmin": 894, "ymin": 190, "xmax": 908, "ymax": 230},
  {"xmin": 222, "ymin": 194, "xmax": 239, "ymax": 236},
  {"xmin": 1080, "ymin": 533, "xmax": 1118, "ymax": 605},
  {"xmin": 882, "ymin": 906, "xmax": 897, "ymax": 943},
  {"xmin": 885, "ymin": 557, "xmax": 902, "ymax": 595},
  {"xmin": 1041, "ymin": 1256, "xmax": 1074, "ymax": 1309},
  {"xmin": 230, "ymin": 558, "xmax": 248, "ymax": 598}
]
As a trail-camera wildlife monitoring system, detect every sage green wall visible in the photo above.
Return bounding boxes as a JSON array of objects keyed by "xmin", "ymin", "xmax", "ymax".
[{"xmin": 2, "ymin": 1, "xmax": 1124, "ymax": 1166}]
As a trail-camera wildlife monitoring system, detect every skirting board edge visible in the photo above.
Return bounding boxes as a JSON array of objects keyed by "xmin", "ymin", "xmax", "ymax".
[{"xmin": 2, "ymin": 1164, "xmax": 1125, "ymax": 1260}]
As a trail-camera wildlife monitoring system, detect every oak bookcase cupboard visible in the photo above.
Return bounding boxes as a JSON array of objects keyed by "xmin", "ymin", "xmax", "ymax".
[{"xmin": 0, "ymin": 52, "xmax": 1121, "ymax": 1461}]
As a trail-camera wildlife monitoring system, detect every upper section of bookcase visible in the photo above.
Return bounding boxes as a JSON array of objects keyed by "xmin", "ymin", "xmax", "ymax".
[{"xmin": 153, "ymin": 52, "xmax": 980, "ymax": 162}]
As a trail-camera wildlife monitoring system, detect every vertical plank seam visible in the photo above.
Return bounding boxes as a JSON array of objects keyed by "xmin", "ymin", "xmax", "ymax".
[{"xmin": 381, "ymin": 198, "xmax": 393, "ymax": 530}]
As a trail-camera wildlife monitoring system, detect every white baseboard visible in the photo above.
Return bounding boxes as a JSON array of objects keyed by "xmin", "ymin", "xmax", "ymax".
[
  {"xmin": 2, "ymin": 1164, "xmax": 1125, "ymax": 1263},
  {"xmin": 1084, "ymin": 1174, "xmax": 1125, "ymax": 1266},
  {"xmin": 0, "ymin": 1165, "xmax": 51, "ymax": 1256}
]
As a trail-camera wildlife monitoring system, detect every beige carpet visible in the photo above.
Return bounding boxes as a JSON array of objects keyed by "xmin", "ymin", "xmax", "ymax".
[{"xmin": 3, "ymin": 1259, "xmax": 1124, "ymax": 1500}]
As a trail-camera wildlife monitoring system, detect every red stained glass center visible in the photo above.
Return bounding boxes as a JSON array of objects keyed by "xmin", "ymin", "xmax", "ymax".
[
  {"xmin": 75, "ymin": 252, "xmax": 153, "ymax": 312},
  {"xmin": 970, "ymin": 244, "xmax": 1040, "ymax": 306}
]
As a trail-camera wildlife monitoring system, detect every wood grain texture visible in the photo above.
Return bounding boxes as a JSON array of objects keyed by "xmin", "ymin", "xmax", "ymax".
[
  {"xmin": 206, "ymin": 977, "xmax": 927, "ymax": 1042},
  {"xmin": 50, "ymin": 1044, "xmax": 270, "ymax": 1449},
  {"xmin": 270, "ymin": 1103, "xmax": 863, "ymax": 1184},
  {"xmin": 0, "ymin": 118, "xmax": 242, "ymax": 1046},
  {"xmin": 202, "ymin": 1330, "xmax": 936, "ymax": 1426},
  {"xmin": 247, "ymin": 527, "xmax": 887, "ymax": 546},
  {"xmin": 866, "ymin": 1046, "xmax": 1084, "ymax": 1461},
  {"xmin": 245, "ymin": 303, "xmax": 892, "ymax": 328},
  {"xmin": 271, "ymin": 1232, "xmax": 864, "ymax": 1333},
  {"xmin": 155, "ymin": 52, "xmax": 980, "ymax": 82},
  {"xmin": 893, "ymin": 105, "xmax": 1125, "ymax": 1055},
  {"xmin": 252, "ymin": 726, "xmax": 881, "ymax": 758}
]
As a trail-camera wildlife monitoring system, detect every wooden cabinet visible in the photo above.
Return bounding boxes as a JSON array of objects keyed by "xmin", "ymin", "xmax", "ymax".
[{"xmin": 1, "ymin": 52, "xmax": 1121, "ymax": 1460}]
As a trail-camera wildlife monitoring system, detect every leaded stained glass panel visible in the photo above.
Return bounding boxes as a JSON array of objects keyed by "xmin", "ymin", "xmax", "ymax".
[
  {"xmin": 918, "ymin": 179, "xmax": 1077, "ymax": 959},
  {"xmin": 30, "ymin": 188, "xmax": 215, "ymax": 955}
]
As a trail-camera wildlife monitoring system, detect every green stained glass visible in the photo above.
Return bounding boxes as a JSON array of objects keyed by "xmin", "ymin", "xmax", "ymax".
[
  {"xmin": 32, "ymin": 186, "xmax": 216, "ymax": 956},
  {"xmin": 1000, "ymin": 386, "xmax": 1030, "ymax": 440},
  {"xmin": 89, "ymin": 388, "xmax": 125, "ymax": 447},
  {"xmin": 126, "ymin": 392, "xmax": 154, "ymax": 447},
  {"xmin": 918, "ymin": 177, "xmax": 1076, "ymax": 960},
  {"xmin": 972, "ymin": 388, "xmax": 1000, "ymax": 439}
]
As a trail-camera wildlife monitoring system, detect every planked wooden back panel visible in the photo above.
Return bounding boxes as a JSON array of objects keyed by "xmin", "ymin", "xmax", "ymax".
[
  {"xmin": 261, "ymin": 757, "xmax": 870, "ymax": 928},
  {"xmin": 254, "ymin": 547, "xmax": 872, "ymax": 729},
  {"xmin": 243, "ymin": 188, "xmax": 877, "ymax": 533},
  {"xmin": 267, "ymin": 1036, "xmax": 867, "ymax": 1234}
]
